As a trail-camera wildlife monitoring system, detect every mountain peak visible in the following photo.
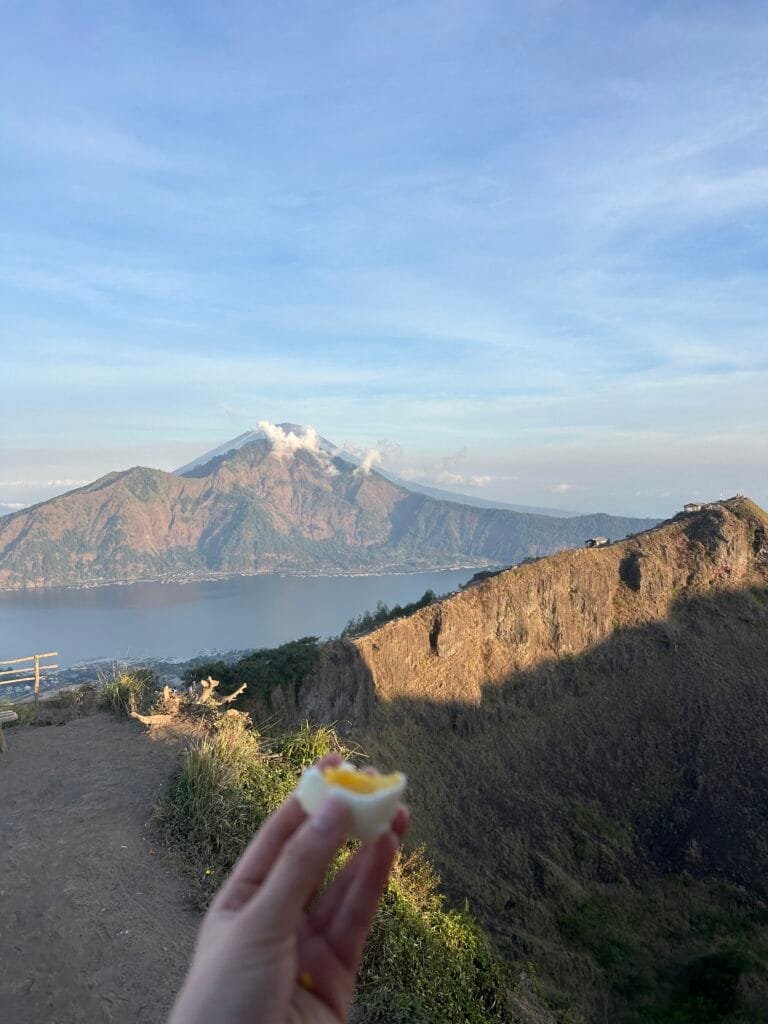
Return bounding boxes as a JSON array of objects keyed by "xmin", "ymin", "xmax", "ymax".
[
  {"xmin": 174, "ymin": 421, "xmax": 336, "ymax": 476},
  {"xmin": 174, "ymin": 423, "xmax": 582, "ymax": 519}
]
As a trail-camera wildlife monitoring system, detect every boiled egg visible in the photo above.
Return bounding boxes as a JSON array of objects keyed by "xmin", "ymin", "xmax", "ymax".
[{"xmin": 295, "ymin": 761, "xmax": 407, "ymax": 843}]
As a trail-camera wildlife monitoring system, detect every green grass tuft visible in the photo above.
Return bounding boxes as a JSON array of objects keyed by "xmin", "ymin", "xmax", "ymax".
[
  {"xmin": 99, "ymin": 668, "xmax": 156, "ymax": 716},
  {"xmin": 356, "ymin": 847, "xmax": 514, "ymax": 1023}
]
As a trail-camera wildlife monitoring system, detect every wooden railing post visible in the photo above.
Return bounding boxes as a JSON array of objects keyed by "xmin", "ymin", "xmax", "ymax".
[
  {"xmin": 34, "ymin": 654, "xmax": 40, "ymax": 715},
  {"xmin": 0, "ymin": 652, "xmax": 58, "ymax": 709}
]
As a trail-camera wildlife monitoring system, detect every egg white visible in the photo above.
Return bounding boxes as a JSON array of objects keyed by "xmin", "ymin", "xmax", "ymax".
[{"xmin": 294, "ymin": 761, "xmax": 407, "ymax": 843}]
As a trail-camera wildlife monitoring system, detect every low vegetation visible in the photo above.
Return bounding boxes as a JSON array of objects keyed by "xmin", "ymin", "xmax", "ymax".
[
  {"xmin": 557, "ymin": 879, "xmax": 768, "ymax": 1023},
  {"xmin": 182, "ymin": 636, "xmax": 321, "ymax": 702},
  {"xmin": 156, "ymin": 713, "xmax": 518, "ymax": 1023},
  {"xmin": 2, "ymin": 681, "xmax": 103, "ymax": 724},
  {"xmin": 99, "ymin": 667, "xmax": 157, "ymax": 716},
  {"xmin": 0, "ymin": 699, "xmax": 37, "ymax": 725},
  {"xmin": 341, "ymin": 589, "xmax": 437, "ymax": 637}
]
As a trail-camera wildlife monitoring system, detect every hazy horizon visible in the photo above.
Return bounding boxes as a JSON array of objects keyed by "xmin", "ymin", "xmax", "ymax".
[
  {"xmin": 2, "ymin": 2, "xmax": 766, "ymax": 518},
  {"xmin": 0, "ymin": 419, "xmax": 758, "ymax": 521}
]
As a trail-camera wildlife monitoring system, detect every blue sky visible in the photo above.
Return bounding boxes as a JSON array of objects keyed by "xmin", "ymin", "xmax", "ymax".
[{"xmin": 1, "ymin": 0, "xmax": 766, "ymax": 517}]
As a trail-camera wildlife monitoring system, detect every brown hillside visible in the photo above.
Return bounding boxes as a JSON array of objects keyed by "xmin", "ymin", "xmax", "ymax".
[
  {"xmin": 0, "ymin": 441, "xmax": 655, "ymax": 589},
  {"xmin": 293, "ymin": 497, "xmax": 767, "ymax": 721},
  {"xmin": 272, "ymin": 498, "xmax": 768, "ymax": 1021}
]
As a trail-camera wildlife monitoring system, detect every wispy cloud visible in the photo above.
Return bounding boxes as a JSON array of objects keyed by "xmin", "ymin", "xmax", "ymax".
[
  {"xmin": 5, "ymin": 115, "xmax": 193, "ymax": 171},
  {"xmin": 400, "ymin": 467, "xmax": 494, "ymax": 489}
]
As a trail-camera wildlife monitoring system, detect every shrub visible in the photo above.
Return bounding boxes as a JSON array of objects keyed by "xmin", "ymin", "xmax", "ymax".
[
  {"xmin": 53, "ymin": 683, "xmax": 99, "ymax": 712},
  {"xmin": 674, "ymin": 945, "xmax": 754, "ymax": 1020},
  {"xmin": 182, "ymin": 637, "xmax": 321, "ymax": 701},
  {"xmin": 341, "ymin": 590, "xmax": 437, "ymax": 637},
  {"xmin": 273, "ymin": 720, "xmax": 357, "ymax": 770},
  {"xmin": 99, "ymin": 668, "xmax": 156, "ymax": 716}
]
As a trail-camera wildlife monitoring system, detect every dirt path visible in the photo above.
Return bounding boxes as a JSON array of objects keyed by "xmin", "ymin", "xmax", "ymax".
[{"xmin": 0, "ymin": 713, "xmax": 199, "ymax": 1024}]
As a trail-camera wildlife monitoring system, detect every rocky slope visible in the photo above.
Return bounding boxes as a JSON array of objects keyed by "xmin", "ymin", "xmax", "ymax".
[
  {"xmin": 0, "ymin": 440, "xmax": 655, "ymax": 589},
  {"xmin": 269, "ymin": 498, "xmax": 768, "ymax": 1021}
]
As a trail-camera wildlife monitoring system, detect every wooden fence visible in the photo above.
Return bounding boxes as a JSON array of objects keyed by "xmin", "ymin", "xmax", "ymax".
[{"xmin": 0, "ymin": 652, "xmax": 59, "ymax": 709}]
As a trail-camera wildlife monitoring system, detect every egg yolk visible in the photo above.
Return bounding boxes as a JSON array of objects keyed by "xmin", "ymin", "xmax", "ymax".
[{"xmin": 323, "ymin": 766, "xmax": 400, "ymax": 794}]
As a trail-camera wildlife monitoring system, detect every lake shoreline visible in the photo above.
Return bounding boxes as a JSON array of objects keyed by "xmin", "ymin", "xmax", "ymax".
[
  {"xmin": 0, "ymin": 567, "xmax": 480, "ymax": 672},
  {"xmin": 0, "ymin": 562, "xmax": 495, "ymax": 594}
]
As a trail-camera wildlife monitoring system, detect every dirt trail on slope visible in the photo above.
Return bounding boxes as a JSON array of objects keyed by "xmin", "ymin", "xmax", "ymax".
[{"xmin": 0, "ymin": 714, "xmax": 199, "ymax": 1024}]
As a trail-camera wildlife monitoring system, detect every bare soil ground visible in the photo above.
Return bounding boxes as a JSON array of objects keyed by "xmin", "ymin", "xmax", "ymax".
[{"xmin": 0, "ymin": 713, "xmax": 199, "ymax": 1024}]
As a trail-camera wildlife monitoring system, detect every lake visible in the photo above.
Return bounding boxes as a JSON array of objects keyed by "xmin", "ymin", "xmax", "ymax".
[{"xmin": 0, "ymin": 569, "xmax": 477, "ymax": 668}]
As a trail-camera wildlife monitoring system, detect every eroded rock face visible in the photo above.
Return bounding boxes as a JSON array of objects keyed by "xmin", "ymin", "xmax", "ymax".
[
  {"xmin": 270, "ymin": 640, "xmax": 375, "ymax": 730},
  {"xmin": 298, "ymin": 498, "xmax": 768, "ymax": 729}
]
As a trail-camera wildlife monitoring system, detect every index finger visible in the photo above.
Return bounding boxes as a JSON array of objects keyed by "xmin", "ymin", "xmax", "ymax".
[{"xmin": 213, "ymin": 752, "xmax": 343, "ymax": 914}]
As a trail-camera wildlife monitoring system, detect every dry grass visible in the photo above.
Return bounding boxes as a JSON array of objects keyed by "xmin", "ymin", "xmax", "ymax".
[
  {"xmin": 98, "ymin": 668, "xmax": 156, "ymax": 716},
  {"xmin": 1, "ymin": 683, "xmax": 102, "ymax": 726}
]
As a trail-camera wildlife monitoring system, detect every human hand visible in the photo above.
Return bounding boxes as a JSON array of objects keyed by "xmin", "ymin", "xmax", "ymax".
[{"xmin": 168, "ymin": 753, "xmax": 409, "ymax": 1024}]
